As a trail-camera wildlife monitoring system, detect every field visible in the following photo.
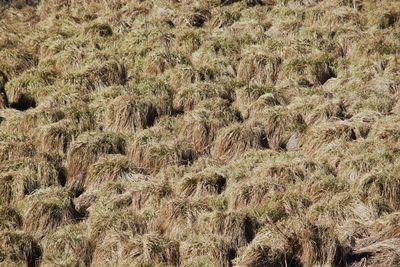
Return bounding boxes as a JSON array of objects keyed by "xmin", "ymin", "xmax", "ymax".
[{"xmin": 0, "ymin": 0, "xmax": 400, "ymax": 266}]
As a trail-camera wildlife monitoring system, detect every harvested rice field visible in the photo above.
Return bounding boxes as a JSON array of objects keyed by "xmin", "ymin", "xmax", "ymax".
[{"xmin": 0, "ymin": 0, "xmax": 400, "ymax": 266}]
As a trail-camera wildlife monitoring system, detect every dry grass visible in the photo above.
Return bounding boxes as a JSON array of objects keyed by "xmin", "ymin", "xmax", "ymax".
[
  {"xmin": 1, "ymin": 0, "xmax": 400, "ymax": 266},
  {"xmin": 66, "ymin": 131, "xmax": 125, "ymax": 194}
]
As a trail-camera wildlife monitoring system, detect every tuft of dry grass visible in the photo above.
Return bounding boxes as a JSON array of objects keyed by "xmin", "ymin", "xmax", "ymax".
[
  {"xmin": 212, "ymin": 121, "xmax": 268, "ymax": 161},
  {"xmin": 0, "ymin": 230, "xmax": 42, "ymax": 267},
  {"xmin": 66, "ymin": 131, "xmax": 125, "ymax": 194},
  {"xmin": 18, "ymin": 187, "xmax": 80, "ymax": 238}
]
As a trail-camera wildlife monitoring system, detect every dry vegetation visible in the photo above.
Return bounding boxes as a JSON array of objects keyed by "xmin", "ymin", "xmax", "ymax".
[{"xmin": 0, "ymin": 0, "xmax": 400, "ymax": 266}]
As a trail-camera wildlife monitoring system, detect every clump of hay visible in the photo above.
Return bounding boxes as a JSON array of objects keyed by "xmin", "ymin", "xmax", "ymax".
[
  {"xmin": 176, "ymin": 99, "xmax": 238, "ymax": 153},
  {"xmin": 0, "ymin": 153, "xmax": 64, "ymax": 205},
  {"xmin": 1, "ymin": 104, "xmax": 65, "ymax": 134},
  {"xmin": 304, "ymin": 98, "xmax": 348, "ymax": 125},
  {"xmin": 180, "ymin": 170, "xmax": 226, "ymax": 197},
  {"xmin": 41, "ymin": 223, "xmax": 91, "ymax": 267},
  {"xmin": 357, "ymin": 171, "xmax": 400, "ymax": 211},
  {"xmin": 130, "ymin": 179, "xmax": 172, "ymax": 210},
  {"xmin": 91, "ymin": 232, "xmax": 180, "ymax": 266},
  {"xmin": 368, "ymin": 116, "xmax": 400, "ymax": 143},
  {"xmin": 302, "ymin": 121, "xmax": 356, "ymax": 155},
  {"xmin": 250, "ymin": 106, "xmax": 305, "ymax": 150},
  {"xmin": 237, "ymin": 48, "xmax": 282, "ymax": 86},
  {"xmin": 5, "ymin": 68, "xmax": 57, "ymax": 110},
  {"xmin": 85, "ymin": 154, "xmax": 140, "ymax": 190},
  {"xmin": 157, "ymin": 198, "xmax": 212, "ymax": 238},
  {"xmin": 0, "ymin": 207, "xmax": 22, "ymax": 231},
  {"xmin": 128, "ymin": 128, "xmax": 196, "ymax": 174},
  {"xmin": 211, "ymin": 122, "xmax": 268, "ymax": 161},
  {"xmin": 181, "ymin": 235, "xmax": 236, "ymax": 267},
  {"xmin": 104, "ymin": 95, "xmax": 158, "ymax": 133},
  {"xmin": 33, "ymin": 120, "xmax": 77, "ymax": 154},
  {"xmin": 0, "ymin": 230, "xmax": 42, "ymax": 267},
  {"xmin": 66, "ymin": 131, "xmax": 125, "ymax": 194},
  {"xmin": 198, "ymin": 211, "xmax": 257, "ymax": 249},
  {"xmin": 128, "ymin": 77, "xmax": 173, "ymax": 116},
  {"xmin": 0, "ymin": 71, "xmax": 9, "ymax": 109},
  {"xmin": 232, "ymin": 84, "xmax": 279, "ymax": 119},
  {"xmin": 298, "ymin": 222, "xmax": 350, "ymax": 267},
  {"xmin": 19, "ymin": 187, "xmax": 80, "ymax": 237},
  {"xmin": 145, "ymin": 51, "xmax": 187, "ymax": 76},
  {"xmin": 283, "ymin": 53, "xmax": 337, "ymax": 86},
  {"xmin": 233, "ymin": 223, "xmax": 298, "ymax": 267},
  {"xmin": 172, "ymin": 81, "xmax": 234, "ymax": 112},
  {"xmin": 67, "ymin": 59, "xmax": 127, "ymax": 91}
]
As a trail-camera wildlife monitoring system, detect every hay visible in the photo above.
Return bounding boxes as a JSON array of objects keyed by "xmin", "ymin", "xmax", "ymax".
[
  {"xmin": 85, "ymin": 154, "xmax": 140, "ymax": 190},
  {"xmin": 176, "ymin": 100, "xmax": 238, "ymax": 153},
  {"xmin": 0, "ymin": 71, "xmax": 9, "ymax": 109},
  {"xmin": 33, "ymin": 120, "xmax": 77, "ymax": 154},
  {"xmin": 237, "ymin": 49, "xmax": 282, "ymax": 86},
  {"xmin": 302, "ymin": 121, "xmax": 357, "ymax": 155},
  {"xmin": 128, "ymin": 129, "xmax": 196, "ymax": 174},
  {"xmin": 211, "ymin": 122, "xmax": 268, "ymax": 161},
  {"xmin": 0, "ymin": 230, "xmax": 42, "ymax": 267},
  {"xmin": 172, "ymin": 81, "xmax": 234, "ymax": 112},
  {"xmin": 67, "ymin": 59, "xmax": 127, "ymax": 92},
  {"xmin": 0, "ymin": 207, "xmax": 22, "ymax": 231},
  {"xmin": 181, "ymin": 235, "xmax": 236, "ymax": 267},
  {"xmin": 19, "ymin": 187, "xmax": 80, "ymax": 237},
  {"xmin": 66, "ymin": 132, "xmax": 125, "ymax": 194},
  {"xmin": 180, "ymin": 170, "xmax": 226, "ymax": 197},
  {"xmin": 41, "ymin": 223, "xmax": 91, "ymax": 267},
  {"xmin": 0, "ymin": 153, "xmax": 63, "ymax": 206},
  {"xmin": 91, "ymin": 232, "xmax": 180, "ymax": 266},
  {"xmin": 104, "ymin": 95, "xmax": 158, "ymax": 133},
  {"xmin": 199, "ymin": 211, "xmax": 257, "ymax": 249}
]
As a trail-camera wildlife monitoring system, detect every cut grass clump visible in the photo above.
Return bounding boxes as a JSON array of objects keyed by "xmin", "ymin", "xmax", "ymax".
[
  {"xmin": 0, "ymin": 230, "xmax": 42, "ymax": 267},
  {"xmin": 172, "ymin": 81, "xmax": 234, "ymax": 112},
  {"xmin": 66, "ymin": 131, "xmax": 125, "ymax": 194},
  {"xmin": 0, "ymin": 71, "xmax": 9, "ymax": 109},
  {"xmin": 250, "ymin": 106, "xmax": 306, "ymax": 150},
  {"xmin": 33, "ymin": 120, "xmax": 78, "ymax": 154},
  {"xmin": 104, "ymin": 95, "xmax": 158, "ymax": 133},
  {"xmin": 0, "ymin": 153, "xmax": 64, "ymax": 205},
  {"xmin": 128, "ymin": 128, "xmax": 196, "ymax": 174},
  {"xmin": 85, "ymin": 154, "xmax": 139, "ymax": 190},
  {"xmin": 237, "ymin": 48, "xmax": 282, "ymax": 86},
  {"xmin": 41, "ymin": 223, "xmax": 91, "ymax": 267},
  {"xmin": 283, "ymin": 53, "xmax": 337, "ymax": 86},
  {"xmin": 0, "ymin": 207, "xmax": 22, "ymax": 231},
  {"xmin": 180, "ymin": 170, "xmax": 226, "ymax": 197},
  {"xmin": 67, "ymin": 59, "xmax": 127, "ymax": 92},
  {"xmin": 176, "ymin": 100, "xmax": 238, "ymax": 153},
  {"xmin": 199, "ymin": 211, "xmax": 257, "ymax": 249},
  {"xmin": 91, "ymin": 233, "xmax": 180, "ymax": 266},
  {"xmin": 233, "ymin": 223, "xmax": 298, "ymax": 267},
  {"xmin": 212, "ymin": 122, "xmax": 268, "ymax": 161},
  {"xmin": 18, "ymin": 187, "xmax": 80, "ymax": 237},
  {"xmin": 302, "ymin": 121, "xmax": 356, "ymax": 155},
  {"xmin": 181, "ymin": 235, "xmax": 236, "ymax": 267}
]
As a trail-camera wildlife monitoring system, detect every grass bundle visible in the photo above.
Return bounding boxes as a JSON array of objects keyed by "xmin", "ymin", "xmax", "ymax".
[
  {"xmin": 0, "ymin": 230, "xmax": 41, "ymax": 267},
  {"xmin": 85, "ymin": 154, "xmax": 139, "ymax": 190},
  {"xmin": 41, "ymin": 223, "xmax": 91, "ymax": 267},
  {"xmin": 18, "ymin": 187, "xmax": 80, "ymax": 237},
  {"xmin": 104, "ymin": 95, "xmax": 158, "ymax": 133},
  {"xmin": 212, "ymin": 122, "xmax": 268, "ymax": 161},
  {"xmin": 66, "ymin": 131, "xmax": 125, "ymax": 194}
]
